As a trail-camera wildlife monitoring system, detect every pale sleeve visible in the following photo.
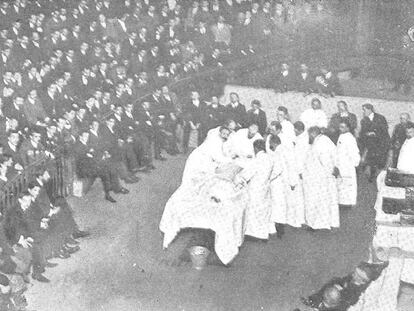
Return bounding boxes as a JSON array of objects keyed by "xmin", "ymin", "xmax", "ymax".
[
  {"xmin": 348, "ymin": 136, "xmax": 361, "ymax": 167},
  {"xmin": 317, "ymin": 142, "xmax": 336, "ymax": 175}
]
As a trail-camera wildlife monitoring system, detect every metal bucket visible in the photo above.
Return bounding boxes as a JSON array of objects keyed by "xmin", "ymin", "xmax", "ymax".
[{"xmin": 189, "ymin": 246, "xmax": 210, "ymax": 270}]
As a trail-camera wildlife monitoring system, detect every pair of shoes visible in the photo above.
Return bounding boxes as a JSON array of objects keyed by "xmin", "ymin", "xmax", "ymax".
[
  {"xmin": 32, "ymin": 272, "xmax": 50, "ymax": 283},
  {"xmin": 45, "ymin": 261, "xmax": 58, "ymax": 268},
  {"xmin": 65, "ymin": 237, "xmax": 79, "ymax": 245},
  {"xmin": 72, "ymin": 230, "xmax": 90, "ymax": 239},
  {"xmin": 63, "ymin": 245, "xmax": 80, "ymax": 254},
  {"xmin": 124, "ymin": 176, "xmax": 139, "ymax": 184},
  {"xmin": 116, "ymin": 187, "xmax": 129, "ymax": 194},
  {"xmin": 55, "ymin": 249, "xmax": 70, "ymax": 259},
  {"xmin": 105, "ymin": 193, "xmax": 116, "ymax": 203}
]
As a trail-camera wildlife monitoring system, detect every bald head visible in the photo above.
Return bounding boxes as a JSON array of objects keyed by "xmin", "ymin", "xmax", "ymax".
[{"xmin": 248, "ymin": 124, "xmax": 259, "ymax": 139}]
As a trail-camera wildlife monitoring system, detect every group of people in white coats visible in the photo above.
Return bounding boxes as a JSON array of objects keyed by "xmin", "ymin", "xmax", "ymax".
[{"xmin": 160, "ymin": 97, "xmax": 362, "ymax": 262}]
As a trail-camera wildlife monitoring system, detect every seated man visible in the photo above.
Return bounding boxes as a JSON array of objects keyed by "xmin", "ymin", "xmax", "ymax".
[
  {"xmin": 73, "ymin": 130, "xmax": 129, "ymax": 203},
  {"xmin": 4, "ymin": 192, "xmax": 50, "ymax": 282}
]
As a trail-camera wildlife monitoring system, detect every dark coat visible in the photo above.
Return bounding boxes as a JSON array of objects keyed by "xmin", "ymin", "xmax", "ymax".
[
  {"xmin": 359, "ymin": 113, "xmax": 390, "ymax": 168},
  {"xmin": 247, "ymin": 109, "xmax": 268, "ymax": 136}
]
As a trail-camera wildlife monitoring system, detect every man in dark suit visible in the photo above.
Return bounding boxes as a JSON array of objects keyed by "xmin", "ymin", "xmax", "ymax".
[
  {"xmin": 3, "ymin": 96, "xmax": 28, "ymax": 130},
  {"xmin": 226, "ymin": 92, "xmax": 247, "ymax": 128},
  {"xmin": 73, "ymin": 130, "xmax": 128, "ymax": 203},
  {"xmin": 247, "ymin": 99, "xmax": 267, "ymax": 137},
  {"xmin": 183, "ymin": 91, "xmax": 208, "ymax": 150},
  {"xmin": 327, "ymin": 101, "xmax": 358, "ymax": 144},
  {"xmin": 3, "ymin": 131, "xmax": 24, "ymax": 168},
  {"xmin": 359, "ymin": 104, "xmax": 391, "ymax": 181},
  {"xmin": 205, "ymin": 96, "xmax": 227, "ymax": 131},
  {"xmin": 138, "ymin": 101, "xmax": 165, "ymax": 161},
  {"xmin": 296, "ymin": 63, "xmax": 316, "ymax": 94},
  {"xmin": 275, "ymin": 63, "xmax": 295, "ymax": 93},
  {"xmin": 4, "ymin": 192, "xmax": 50, "ymax": 282}
]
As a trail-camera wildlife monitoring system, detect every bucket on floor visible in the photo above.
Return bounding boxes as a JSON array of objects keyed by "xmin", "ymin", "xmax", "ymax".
[{"xmin": 189, "ymin": 246, "xmax": 210, "ymax": 270}]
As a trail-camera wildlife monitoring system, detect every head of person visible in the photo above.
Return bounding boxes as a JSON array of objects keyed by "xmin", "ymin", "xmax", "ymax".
[
  {"xmin": 268, "ymin": 134, "xmax": 281, "ymax": 152},
  {"xmin": 142, "ymin": 101, "xmax": 150, "ymax": 110},
  {"xmin": 211, "ymin": 96, "xmax": 219, "ymax": 106},
  {"xmin": 308, "ymin": 126, "xmax": 321, "ymax": 144},
  {"xmin": 248, "ymin": 124, "xmax": 259, "ymax": 139},
  {"xmin": 219, "ymin": 126, "xmax": 231, "ymax": 142},
  {"xmin": 28, "ymin": 181, "xmax": 41, "ymax": 199},
  {"xmin": 253, "ymin": 139, "xmax": 266, "ymax": 155},
  {"xmin": 311, "ymin": 98, "xmax": 322, "ymax": 110},
  {"xmin": 293, "ymin": 121, "xmax": 305, "ymax": 136},
  {"xmin": 321, "ymin": 285, "xmax": 341, "ymax": 309},
  {"xmin": 30, "ymin": 130, "xmax": 41, "ymax": 144},
  {"xmin": 8, "ymin": 131, "xmax": 19, "ymax": 146},
  {"xmin": 230, "ymin": 92, "xmax": 239, "ymax": 104},
  {"xmin": 18, "ymin": 191, "xmax": 31, "ymax": 211},
  {"xmin": 251, "ymin": 99, "xmax": 261, "ymax": 111},
  {"xmin": 339, "ymin": 118, "xmax": 352, "ymax": 135},
  {"xmin": 406, "ymin": 122, "xmax": 414, "ymax": 139},
  {"xmin": 362, "ymin": 104, "xmax": 374, "ymax": 118},
  {"xmin": 400, "ymin": 113, "xmax": 411, "ymax": 124},
  {"xmin": 40, "ymin": 169, "xmax": 51, "ymax": 182},
  {"xmin": 224, "ymin": 119, "xmax": 236, "ymax": 132},
  {"xmin": 14, "ymin": 96, "xmax": 24, "ymax": 107},
  {"xmin": 277, "ymin": 106, "xmax": 289, "ymax": 121},
  {"xmin": 79, "ymin": 130, "xmax": 89, "ymax": 143},
  {"xmin": 352, "ymin": 263, "xmax": 375, "ymax": 286},
  {"xmin": 106, "ymin": 117, "xmax": 115, "ymax": 128},
  {"xmin": 0, "ymin": 157, "xmax": 8, "ymax": 177},
  {"xmin": 337, "ymin": 100, "xmax": 348, "ymax": 113},
  {"xmin": 268, "ymin": 121, "xmax": 282, "ymax": 136},
  {"xmin": 191, "ymin": 91, "xmax": 200, "ymax": 101}
]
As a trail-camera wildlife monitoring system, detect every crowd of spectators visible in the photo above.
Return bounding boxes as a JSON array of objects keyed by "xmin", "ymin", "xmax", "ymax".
[{"xmin": 0, "ymin": 0, "xmax": 369, "ymax": 309}]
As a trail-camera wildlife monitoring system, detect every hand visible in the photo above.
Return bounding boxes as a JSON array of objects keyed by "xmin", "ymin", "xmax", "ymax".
[
  {"xmin": 332, "ymin": 167, "xmax": 340, "ymax": 178},
  {"xmin": 290, "ymin": 185, "xmax": 296, "ymax": 191}
]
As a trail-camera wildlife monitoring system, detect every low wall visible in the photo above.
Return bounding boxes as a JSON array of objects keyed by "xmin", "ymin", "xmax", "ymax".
[{"xmin": 222, "ymin": 85, "xmax": 414, "ymax": 135}]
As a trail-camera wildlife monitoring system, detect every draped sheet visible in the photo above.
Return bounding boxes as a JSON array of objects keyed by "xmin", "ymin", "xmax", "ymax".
[{"xmin": 159, "ymin": 165, "xmax": 248, "ymax": 265}]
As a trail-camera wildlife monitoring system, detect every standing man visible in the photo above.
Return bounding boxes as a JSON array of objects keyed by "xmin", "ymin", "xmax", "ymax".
[
  {"xmin": 237, "ymin": 139, "xmax": 274, "ymax": 240},
  {"xmin": 226, "ymin": 92, "xmax": 246, "ymax": 129},
  {"xmin": 397, "ymin": 122, "xmax": 414, "ymax": 173},
  {"xmin": 359, "ymin": 104, "xmax": 390, "ymax": 182},
  {"xmin": 328, "ymin": 101, "xmax": 358, "ymax": 144},
  {"xmin": 391, "ymin": 113, "xmax": 410, "ymax": 167},
  {"xmin": 183, "ymin": 91, "xmax": 207, "ymax": 152},
  {"xmin": 246, "ymin": 99, "xmax": 267, "ymax": 137},
  {"xmin": 300, "ymin": 98, "xmax": 328, "ymax": 130},
  {"xmin": 303, "ymin": 127, "xmax": 339, "ymax": 230},
  {"xmin": 335, "ymin": 119, "xmax": 360, "ymax": 208},
  {"xmin": 277, "ymin": 106, "xmax": 296, "ymax": 147}
]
